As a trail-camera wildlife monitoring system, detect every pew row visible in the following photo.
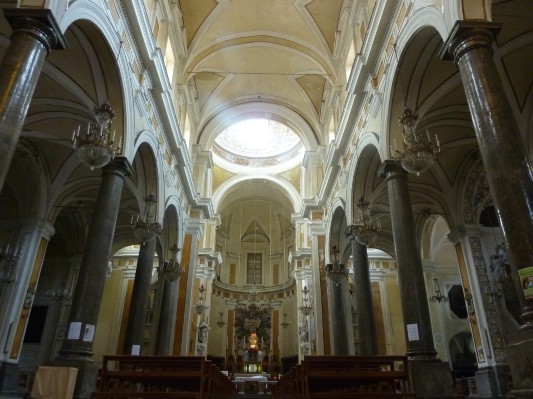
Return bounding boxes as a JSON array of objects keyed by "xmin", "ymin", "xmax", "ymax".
[
  {"xmin": 91, "ymin": 355, "xmax": 236, "ymax": 399},
  {"xmin": 272, "ymin": 355, "xmax": 416, "ymax": 399}
]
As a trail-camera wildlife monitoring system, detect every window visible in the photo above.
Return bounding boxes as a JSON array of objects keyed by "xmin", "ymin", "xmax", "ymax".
[{"xmin": 247, "ymin": 253, "xmax": 262, "ymax": 284}]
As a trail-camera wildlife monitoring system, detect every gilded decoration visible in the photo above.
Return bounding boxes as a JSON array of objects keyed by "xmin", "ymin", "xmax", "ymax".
[{"xmin": 234, "ymin": 303, "xmax": 272, "ymax": 352}]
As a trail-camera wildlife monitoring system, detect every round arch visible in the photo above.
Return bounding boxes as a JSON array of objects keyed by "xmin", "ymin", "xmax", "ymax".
[
  {"xmin": 212, "ymin": 174, "xmax": 301, "ymax": 214},
  {"xmin": 197, "ymin": 102, "xmax": 320, "ymax": 152}
]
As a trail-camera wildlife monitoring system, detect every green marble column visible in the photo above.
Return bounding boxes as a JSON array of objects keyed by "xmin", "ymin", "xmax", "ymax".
[{"xmin": 0, "ymin": 9, "xmax": 67, "ymax": 190}]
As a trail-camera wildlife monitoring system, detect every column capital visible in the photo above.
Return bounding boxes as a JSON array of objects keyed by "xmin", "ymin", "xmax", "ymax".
[
  {"xmin": 4, "ymin": 8, "xmax": 68, "ymax": 53},
  {"xmin": 378, "ymin": 159, "xmax": 406, "ymax": 180},
  {"xmin": 439, "ymin": 21, "xmax": 501, "ymax": 64},
  {"xmin": 447, "ymin": 224, "xmax": 484, "ymax": 244},
  {"xmin": 102, "ymin": 156, "xmax": 133, "ymax": 177}
]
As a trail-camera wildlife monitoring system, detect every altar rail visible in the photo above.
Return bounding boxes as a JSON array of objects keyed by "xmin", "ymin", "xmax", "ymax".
[
  {"xmin": 272, "ymin": 355, "xmax": 415, "ymax": 398},
  {"xmin": 91, "ymin": 355, "xmax": 237, "ymax": 399}
]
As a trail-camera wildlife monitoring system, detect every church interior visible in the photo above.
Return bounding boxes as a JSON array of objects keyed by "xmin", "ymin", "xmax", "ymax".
[{"xmin": 0, "ymin": 0, "xmax": 533, "ymax": 398}]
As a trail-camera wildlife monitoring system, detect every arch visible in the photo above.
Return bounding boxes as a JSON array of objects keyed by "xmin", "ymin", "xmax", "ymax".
[
  {"xmin": 61, "ymin": 0, "xmax": 136, "ymax": 162},
  {"xmin": 346, "ymin": 132, "xmax": 380, "ymax": 223},
  {"xmin": 379, "ymin": 7, "xmax": 448, "ymax": 161},
  {"xmin": 326, "ymin": 199, "xmax": 349, "ymax": 263},
  {"xmin": 197, "ymin": 102, "xmax": 320, "ymax": 153},
  {"xmin": 212, "ymin": 174, "xmax": 301, "ymax": 214},
  {"xmin": 131, "ymin": 132, "xmax": 166, "ymax": 223}
]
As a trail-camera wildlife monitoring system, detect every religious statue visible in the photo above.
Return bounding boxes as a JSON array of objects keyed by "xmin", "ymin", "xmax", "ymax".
[
  {"xmin": 197, "ymin": 321, "xmax": 209, "ymax": 344},
  {"xmin": 299, "ymin": 320, "xmax": 309, "ymax": 342},
  {"xmin": 248, "ymin": 331, "xmax": 259, "ymax": 349}
]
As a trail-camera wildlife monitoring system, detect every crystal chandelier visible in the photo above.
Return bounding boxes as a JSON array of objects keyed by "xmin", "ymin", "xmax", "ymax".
[
  {"xmin": 72, "ymin": 101, "xmax": 122, "ymax": 170},
  {"xmin": 193, "ymin": 284, "xmax": 209, "ymax": 315},
  {"xmin": 298, "ymin": 285, "xmax": 313, "ymax": 316},
  {"xmin": 158, "ymin": 243, "xmax": 183, "ymax": 281},
  {"xmin": 394, "ymin": 107, "xmax": 440, "ymax": 176},
  {"xmin": 346, "ymin": 197, "xmax": 380, "ymax": 246},
  {"xmin": 131, "ymin": 194, "xmax": 163, "ymax": 244},
  {"xmin": 0, "ymin": 244, "xmax": 20, "ymax": 284}
]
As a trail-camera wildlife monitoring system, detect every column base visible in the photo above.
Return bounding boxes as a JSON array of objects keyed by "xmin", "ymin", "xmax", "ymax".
[
  {"xmin": 408, "ymin": 359, "xmax": 459, "ymax": 398},
  {"xmin": 474, "ymin": 365, "xmax": 510, "ymax": 398},
  {"xmin": 48, "ymin": 359, "xmax": 99, "ymax": 399},
  {"xmin": 506, "ymin": 329, "xmax": 533, "ymax": 396}
]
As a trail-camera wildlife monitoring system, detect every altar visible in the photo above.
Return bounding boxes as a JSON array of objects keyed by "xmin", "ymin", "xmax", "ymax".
[{"xmin": 234, "ymin": 374, "xmax": 272, "ymax": 394}]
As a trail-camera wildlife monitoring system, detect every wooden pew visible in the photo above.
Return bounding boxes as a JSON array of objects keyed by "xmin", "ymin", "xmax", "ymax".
[
  {"xmin": 91, "ymin": 355, "xmax": 236, "ymax": 399},
  {"xmin": 272, "ymin": 355, "xmax": 415, "ymax": 399}
]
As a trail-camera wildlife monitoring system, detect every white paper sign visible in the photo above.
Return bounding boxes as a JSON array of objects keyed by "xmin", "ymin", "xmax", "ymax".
[
  {"xmin": 131, "ymin": 345, "xmax": 141, "ymax": 355},
  {"xmin": 407, "ymin": 323, "xmax": 420, "ymax": 341},
  {"xmin": 83, "ymin": 324, "xmax": 95, "ymax": 342},
  {"xmin": 67, "ymin": 322, "xmax": 82, "ymax": 340}
]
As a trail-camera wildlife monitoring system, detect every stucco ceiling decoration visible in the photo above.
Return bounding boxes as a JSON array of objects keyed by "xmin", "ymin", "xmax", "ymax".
[{"xmin": 178, "ymin": 0, "xmax": 343, "ymax": 144}]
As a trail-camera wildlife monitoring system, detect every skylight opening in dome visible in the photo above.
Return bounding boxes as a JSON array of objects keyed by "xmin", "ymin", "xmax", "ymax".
[{"xmin": 215, "ymin": 119, "xmax": 302, "ymax": 158}]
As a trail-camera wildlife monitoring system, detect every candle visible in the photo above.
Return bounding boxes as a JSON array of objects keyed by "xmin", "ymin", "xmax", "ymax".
[
  {"xmin": 426, "ymin": 130, "xmax": 430, "ymax": 142},
  {"xmin": 72, "ymin": 129, "xmax": 76, "ymax": 142},
  {"xmin": 435, "ymin": 134, "xmax": 440, "ymax": 147}
]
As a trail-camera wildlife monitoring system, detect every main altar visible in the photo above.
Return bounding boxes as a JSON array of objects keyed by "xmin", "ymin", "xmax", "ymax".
[{"xmin": 234, "ymin": 330, "xmax": 272, "ymax": 394}]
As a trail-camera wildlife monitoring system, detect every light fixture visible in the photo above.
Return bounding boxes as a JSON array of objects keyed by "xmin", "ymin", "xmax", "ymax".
[
  {"xmin": 131, "ymin": 193, "xmax": 163, "ymax": 244},
  {"xmin": 394, "ymin": 107, "xmax": 440, "ymax": 176},
  {"xmin": 281, "ymin": 313, "xmax": 290, "ymax": 329},
  {"xmin": 299, "ymin": 286, "xmax": 313, "ymax": 316},
  {"xmin": 216, "ymin": 312, "xmax": 226, "ymax": 328},
  {"xmin": 429, "ymin": 278, "xmax": 448, "ymax": 303},
  {"xmin": 346, "ymin": 197, "xmax": 380, "ymax": 246},
  {"xmin": 193, "ymin": 284, "xmax": 209, "ymax": 315},
  {"xmin": 72, "ymin": 101, "xmax": 122, "ymax": 171},
  {"xmin": 0, "ymin": 244, "xmax": 20, "ymax": 284},
  {"xmin": 325, "ymin": 244, "xmax": 349, "ymax": 283},
  {"xmin": 46, "ymin": 287, "xmax": 72, "ymax": 302},
  {"xmin": 158, "ymin": 243, "xmax": 183, "ymax": 281}
]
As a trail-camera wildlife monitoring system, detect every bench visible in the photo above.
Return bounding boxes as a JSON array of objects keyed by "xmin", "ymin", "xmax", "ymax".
[
  {"xmin": 91, "ymin": 355, "xmax": 236, "ymax": 399},
  {"xmin": 272, "ymin": 355, "xmax": 415, "ymax": 399}
]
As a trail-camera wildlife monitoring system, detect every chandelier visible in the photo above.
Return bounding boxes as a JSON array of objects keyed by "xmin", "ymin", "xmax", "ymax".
[
  {"xmin": 131, "ymin": 194, "xmax": 163, "ymax": 244},
  {"xmin": 346, "ymin": 197, "xmax": 380, "ymax": 246},
  {"xmin": 193, "ymin": 284, "xmax": 209, "ymax": 315},
  {"xmin": 158, "ymin": 243, "xmax": 183, "ymax": 281},
  {"xmin": 281, "ymin": 313, "xmax": 290, "ymax": 329},
  {"xmin": 429, "ymin": 278, "xmax": 448, "ymax": 303},
  {"xmin": 0, "ymin": 244, "xmax": 20, "ymax": 284},
  {"xmin": 394, "ymin": 107, "xmax": 440, "ymax": 176},
  {"xmin": 72, "ymin": 101, "xmax": 122, "ymax": 170},
  {"xmin": 46, "ymin": 287, "xmax": 72, "ymax": 302},
  {"xmin": 216, "ymin": 312, "xmax": 226, "ymax": 328},
  {"xmin": 325, "ymin": 244, "xmax": 349, "ymax": 283},
  {"xmin": 299, "ymin": 285, "xmax": 313, "ymax": 316}
]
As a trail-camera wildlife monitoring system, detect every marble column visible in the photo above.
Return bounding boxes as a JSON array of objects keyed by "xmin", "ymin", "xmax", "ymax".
[
  {"xmin": 325, "ymin": 262, "xmax": 354, "ymax": 355},
  {"xmin": 379, "ymin": 160, "xmax": 456, "ymax": 397},
  {"xmin": 54, "ymin": 157, "xmax": 131, "ymax": 398},
  {"xmin": 0, "ymin": 9, "xmax": 67, "ymax": 190},
  {"xmin": 379, "ymin": 160, "xmax": 436, "ymax": 360},
  {"xmin": 154, "ymin": 277, "xmax": 178, "ymax": 355},
  {"xmin": 123, "ymin": 238, "xmax": 157, "ymax": 355},
  {"xmin": 442, "ymin": 21, "xmax": 533, "ymax": 332},
  {"xmin": 350, "ymin": 238, "xmax": 378, "ymax": 355},
  {"xmin": 441, "ymin": 22, "xmax": 533, "ymax": 397}
]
